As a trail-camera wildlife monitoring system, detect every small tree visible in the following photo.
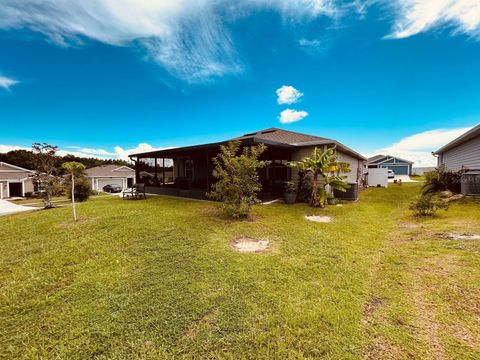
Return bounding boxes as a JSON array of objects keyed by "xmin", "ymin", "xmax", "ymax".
[
  {"xmin": 32, "ymin": 143, "xmax": 62, "ymax": 208},
  {"xmin": 62, "ymin": 161, "xmax": 86, "ymax": 221},
  {"xmin": 208, "ymin": 141, "xmax": 269, "ymax": 218},
  {"xmin": 290, "ymin": 147, "xmax": 350, "ymax": 208}
]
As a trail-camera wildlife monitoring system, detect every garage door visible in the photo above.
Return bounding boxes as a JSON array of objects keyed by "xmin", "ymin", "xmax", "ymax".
[
  {"xmin": 97, "ymin": 178, "xmax": 124, "ymax": 191},
  {"xmin": 386, "ymin": 165, "xmax": 409, "ymax": 175}
]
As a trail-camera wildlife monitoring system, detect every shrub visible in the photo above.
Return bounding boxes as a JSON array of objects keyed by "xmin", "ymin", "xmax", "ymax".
[
  {"xmin": 409, "ymin": 194, "xmax": 449, "ymax": 216},
  {"xmin": 66, "ymin": 176, "xmax": 91, "ymax": 202},
  {"xmin": 422, "ymin": 170, "xmax": 463, "ymax": 195},
  {"xmin": 296, "ymin": 171, "xmax": 312, "ymax": 203},
  {"xmin": 284, "ymin": 181, "xmax": 297, "ymax": 194},
  {"xmin": 208, "ymin": 141, "xmax": 269, "ymax": 218}
]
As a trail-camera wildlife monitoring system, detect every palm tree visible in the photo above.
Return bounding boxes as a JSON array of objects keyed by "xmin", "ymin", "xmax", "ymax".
[
  {"xmin": 290, "ymin": 147, "xmax": 350, "ymax": 207},
  {"xmin": 61, "ymin": 161, "xmax": 86, "ymax": 221}
]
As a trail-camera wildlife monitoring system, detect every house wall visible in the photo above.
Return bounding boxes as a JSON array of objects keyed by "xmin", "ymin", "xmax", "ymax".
[
  {"xmin": 24, "ymin": 179, "xmax": 34, "ymax": 193},
  {"xmin": 291, "ymin": 146, "xmax": 363, "ymax": 183},
  {"xmin": 0, "ymin": 181, "xmax": 7, "ymax": 199},
  {"xmin": 439, "ymin": 134, "xmax": 480, "ymax": 171}
]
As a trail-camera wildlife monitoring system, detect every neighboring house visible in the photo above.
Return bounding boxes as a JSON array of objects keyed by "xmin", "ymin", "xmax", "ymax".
[
  {"xmin": 433, "ymin": 123, "xmax": 480, "ymax": 171},
  {"xmin": 433, "ymin": 123, "xmax": 480, "ymax": 196},
  {"xmin": 130, "ymin": 128, "xmax": 366, "ymax": 200},
  {"xmin": 85, "ymin": 165, "xmax": 135, "ymax": 191},
  {"xmin": 0, "ymin": 162, "xmax": 35, "ymax": 199},
  {"xmin": 366, "ymin": 155, "xmax": 414, "ymax": 175}
]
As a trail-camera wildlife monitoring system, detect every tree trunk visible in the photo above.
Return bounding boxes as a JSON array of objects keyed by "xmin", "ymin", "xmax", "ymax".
[
  {"xmin": 71, "ymin": 173, "xmax": 77, "ymax": 221},
  {"xmin": 311, "ymin": 172, "xmax": 319, "ymax": 207}
]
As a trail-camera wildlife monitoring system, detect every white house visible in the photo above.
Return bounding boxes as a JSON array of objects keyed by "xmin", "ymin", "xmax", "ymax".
[
  {"xmin": 85, "ymin": 165, "xmax": 135, "ymax": 191},
  {"xmin": 0, "ymin": 162, "xmax": 35, "ymax": 199}
]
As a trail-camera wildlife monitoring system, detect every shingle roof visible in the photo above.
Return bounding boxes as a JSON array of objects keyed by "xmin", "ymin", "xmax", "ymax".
[
  {"xmin": 232, "ymin": 128, "xmax": 332, "ymax": 145},
  {"xmin": 433, "ymin": 123, "xmax": 480, "ymax": 154},
  {"xmin": 84, "ymin": 165, "xmax": 135, "ymax": 178}
]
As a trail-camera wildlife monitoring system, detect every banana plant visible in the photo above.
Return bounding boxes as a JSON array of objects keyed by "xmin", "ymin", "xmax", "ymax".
[{"xmin": 289, "ymin": 147, "xmax": 351, "ymax": 207}]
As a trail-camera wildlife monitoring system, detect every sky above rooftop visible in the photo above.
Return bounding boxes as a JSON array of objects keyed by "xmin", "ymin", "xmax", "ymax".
[{"xmin": 0, "ymin": 0, "xmax": 479, "ymax": 166}]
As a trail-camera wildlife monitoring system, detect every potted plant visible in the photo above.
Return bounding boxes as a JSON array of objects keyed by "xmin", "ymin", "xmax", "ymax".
[{"xmin": 284, "ymin": 180, "xmax": 297, "ymax": 204}]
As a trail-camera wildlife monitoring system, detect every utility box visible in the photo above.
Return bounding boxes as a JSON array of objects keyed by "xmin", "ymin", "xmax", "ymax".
[{"xmin": 366, "ymin": 168, "xmax": 388, "ymax": 188}]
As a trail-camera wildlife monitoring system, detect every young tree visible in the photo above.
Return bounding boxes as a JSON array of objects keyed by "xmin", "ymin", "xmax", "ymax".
[
  {"xmin": 290, "ymin": 147, "xmax": 350, "ymax": 208},
  {"xmin": 62, "ymin": 162, "xmax": 86, "ymax": 221},
  {"xmin": 208, "ymin": 141, "xmax": 269, "ymax": 218},
  {"xmin": 32, "ymin": 143, "xmax": 62, "ymax": 209}
]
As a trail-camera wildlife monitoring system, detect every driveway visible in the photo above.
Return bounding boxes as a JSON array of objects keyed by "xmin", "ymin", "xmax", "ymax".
[
  {"xmin": 388, "ymin": 175, "xmax": 419, "ymax": 183},
  {"xmin": 0, "ymin": 199, "xmax": 37, "ymax": 216}
]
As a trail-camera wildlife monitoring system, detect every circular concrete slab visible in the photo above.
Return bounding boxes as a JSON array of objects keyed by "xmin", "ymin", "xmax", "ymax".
[
  {"xmin": 305, "ymin": 215, "xmax": 332, "ymax": 223},
  {"xmin": 231, "ymin": 237, "xmax": 270, "ymax": 253}
]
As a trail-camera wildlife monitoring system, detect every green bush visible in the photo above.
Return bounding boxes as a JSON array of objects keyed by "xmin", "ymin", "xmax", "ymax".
[
  {"xmin": 284, "ymin": 181, "xmax": 297, "ymax": 194},
  {"xmin": 208, "ymin": 141, "xmax": 269, "ymax": 218},
  {"xmin": 409, "ymin": 194, "xmax": 449, "ymax": 216},
  {"xmin": 66, "ymin": 177, "xmax": 91, "ymax": 202},
  {"xmin": 296, "ymin": 172, "xmax": 312, "ymax": 203},
  {"xmin": 422, "ymin": 170, "xmax": 463, "ymax": 195}
]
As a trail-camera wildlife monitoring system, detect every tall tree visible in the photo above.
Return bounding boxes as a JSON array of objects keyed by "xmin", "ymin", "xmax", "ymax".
[
  {"xmin": 31, "ymin": 143, "xmax": 62, "ymax": 209},
  {"xmin": 62, "ymin": 161, "xmax": 86, "ymax": 221}
]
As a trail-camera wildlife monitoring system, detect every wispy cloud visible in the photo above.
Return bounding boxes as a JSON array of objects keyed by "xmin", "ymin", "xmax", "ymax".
[
  {"xmin": 276, "ymin": 85, "xmax": 304, "ymax": 105},
  {"xmin": 0, "ymin": 75, "xmax": 19, "ymax": 90},
  {"xmin": 0, "ymin": 1, "xmax": 342, "ymax": 83},
  {"xmin": 367, "ymin": 126, "xmax": 473, "ymax": 166},
  {"xmin": 279, "ymin": 109, "xmax": 309, "ymax": 124},
  {"xmin": 386, "ymin": 0, "xmax": 480, "ymax": 39}
]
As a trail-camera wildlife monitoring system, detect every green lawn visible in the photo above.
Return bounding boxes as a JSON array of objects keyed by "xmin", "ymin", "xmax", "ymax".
[{"xmin": 1, "ymin": 184, "xmax": 479, "ymax": 359}]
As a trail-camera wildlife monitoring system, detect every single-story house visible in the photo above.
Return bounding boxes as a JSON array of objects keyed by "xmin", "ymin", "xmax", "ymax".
[
  {"xmin": 433, "ymin": 123, "xmax": 480, "ymax": 171},
  {"xmin": 129, "ymin": 127, "xmax": 366, "ymax": 200},
  {"xmin": 85, "ymin": 165, "xmax": 135, "ymax": 191},
  {"xmin": 0, "ymin": 162, "xmax": 35, "ymax": 199},
  {"xmin": 433, "ymin": 123, "xmax": 480, "ymax": 195},
  {"xmin": 366, "ymin": 155, "xmax": 414, "ymax": 175}
]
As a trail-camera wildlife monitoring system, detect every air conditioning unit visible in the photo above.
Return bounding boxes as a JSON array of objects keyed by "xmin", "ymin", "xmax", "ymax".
[{"xmin": 461, "ymin": 170, "xmax": 480, "ymax": 195}]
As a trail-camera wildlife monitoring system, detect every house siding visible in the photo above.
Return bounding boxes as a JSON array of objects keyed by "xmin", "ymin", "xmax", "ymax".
[
  {"xmin": 439, "ymin": 134, "xmax": 480, "ymax": 171},
  {"xmin": 291, "ymin": 146, "xmax": 363, "ymax": 183}
]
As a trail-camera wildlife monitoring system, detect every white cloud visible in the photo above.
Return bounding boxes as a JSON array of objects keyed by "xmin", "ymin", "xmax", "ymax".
[
  {"xmin": 276, "ymin": 85, "xmax": 304, "ymax": 104},
  {"xmin": 0, "ymin": 142, "xmax": 164, "ymax": 162},
  {"xmin": 368, "ymin": 126, "xmax": 473, "ymax": 166},
  {"xmin": 279, "ymin": 109, "xmax": 309, "ymax": 124},
  {"xmin": 386, "ymin": 0, "xmax": 480, "ymax": 39},
  {"xmin": 0, "ymin": 0, "xmax": 341, "ymax": 83},
  {"xmin": 0, "ymin": 75, "xmax": 19, "ymax": 90},
  {"xmin": 0, "ymin": 144, "xmax": 28, "ymax": 152}
]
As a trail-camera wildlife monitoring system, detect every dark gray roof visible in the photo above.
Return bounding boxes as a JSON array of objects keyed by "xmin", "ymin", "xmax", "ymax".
[
  {"xmin": 84, "ymin": 165, "xmax": 135, "ymax": 178},
  {"xmin": 433, "ymin": 123, "xmax": 480, "ymax": 154},
  {"xmin": 131, "ymin": 128, "xmax": 366, "ymax": 160}
]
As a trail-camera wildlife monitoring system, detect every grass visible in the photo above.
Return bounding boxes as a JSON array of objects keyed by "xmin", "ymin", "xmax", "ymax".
[{"xmin": 0, "ymin": 184, "xmax": 479, "ymax": 359}]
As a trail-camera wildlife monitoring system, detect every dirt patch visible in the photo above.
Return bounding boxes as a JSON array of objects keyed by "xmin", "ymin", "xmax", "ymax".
[
  {"xmin": 305, "ymin": 215, "xmax": 332, "ymax": 223},
  {"xmin": 362, "ymin": 296, "xmax": 385, "ymax": 325},
  {"xmin": 231, "ymin": 237, "xmax": 270, "ymax": 253},
  {"xmin": 437, "ymin": 233, "xmax": 480, "ymax": 241},
  {"xmin": 400, "ymin": 223, "xmax": 420, "ymax": 230}
]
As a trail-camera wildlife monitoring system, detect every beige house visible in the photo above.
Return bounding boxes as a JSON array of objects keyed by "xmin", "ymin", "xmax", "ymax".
[
  {"xmin": 85, "ymin": 165, "xmax": 135, "ymax": 191},
  {"xmin": 0, "ymin": 162, "xmax": 35, "ymax": 199}
]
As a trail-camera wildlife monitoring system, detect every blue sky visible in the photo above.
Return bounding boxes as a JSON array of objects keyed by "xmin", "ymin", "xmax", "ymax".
[{"xmin": 0, "ymin": 0, "xmax": 479, "ymax": 165}]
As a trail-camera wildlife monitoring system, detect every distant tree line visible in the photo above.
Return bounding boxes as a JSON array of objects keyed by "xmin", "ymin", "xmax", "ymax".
[{"xmin": 0, "ymin": 149, "xmax": 130, "ymax": 175}]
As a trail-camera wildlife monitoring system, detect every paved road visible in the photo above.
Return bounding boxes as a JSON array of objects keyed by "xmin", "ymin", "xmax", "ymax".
[{"xmin": 0, "ymin": 199, "xmax": 37, "ymax": 216}]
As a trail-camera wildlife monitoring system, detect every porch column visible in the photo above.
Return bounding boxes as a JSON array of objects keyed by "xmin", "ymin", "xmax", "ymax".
[
  {"xmin": 162, "ymin": 158, "xmax": 165, "ymax": 185},
  {"xmin": 154, "ymin": 157, "xmax": 158, "ymax": 186},
  {"xmin": 206, "ymin": 151, "xmax": 210, "ymax": 191}
]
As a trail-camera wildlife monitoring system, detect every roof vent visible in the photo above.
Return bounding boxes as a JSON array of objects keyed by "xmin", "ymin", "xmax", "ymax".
[
  {"xmin": 243, "ymin": 132, "xmax": 257, "ymax": 136},
  {"xmin": 261, "ymin": 129, "xmax": 276, "ymax": 134}
]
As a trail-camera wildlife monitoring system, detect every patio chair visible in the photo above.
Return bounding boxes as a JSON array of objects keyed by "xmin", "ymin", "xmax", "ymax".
[{"xmin": 122, "ymin": 183, "xmax": 146, "ymax": 200}]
